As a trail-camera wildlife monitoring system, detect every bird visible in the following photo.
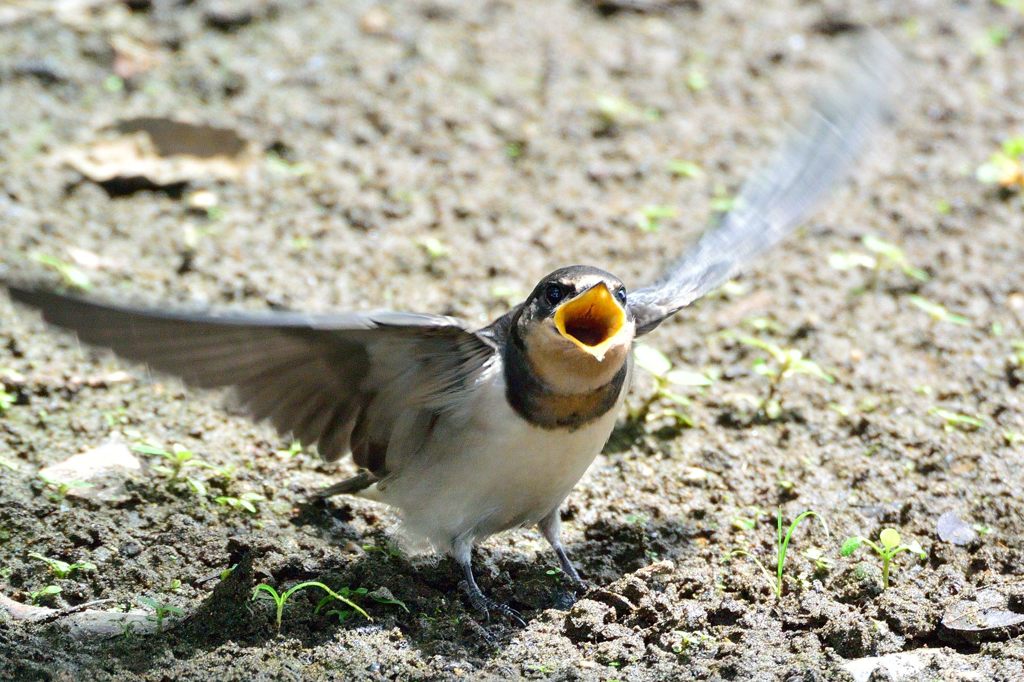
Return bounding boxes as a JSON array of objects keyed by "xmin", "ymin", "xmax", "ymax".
[{"xmin": 2, "ymin": 36, "xmax": 897, "ymax": 623}]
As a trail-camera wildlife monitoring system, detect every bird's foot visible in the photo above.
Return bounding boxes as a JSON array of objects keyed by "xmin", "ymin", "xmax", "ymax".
[
  {"xmin": 551, "ymin": 575, "xmax": 589, "ymax": 610},
  {"xmin": 459, "ymin": 579, "xmax": 526, "ymax": 626}
]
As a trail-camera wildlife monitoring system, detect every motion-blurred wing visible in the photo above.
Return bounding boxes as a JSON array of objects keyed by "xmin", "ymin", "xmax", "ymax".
[
  {"xmin": 628, "ymin": 34, "xmax": 900, "ymax": 334},
  {"xmin": 4, "ymin": 285, "xmax": 497, "ymax": 470}
]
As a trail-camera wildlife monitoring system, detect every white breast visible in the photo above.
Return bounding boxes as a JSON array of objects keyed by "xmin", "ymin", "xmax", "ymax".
[{"xmin": 367, "ymin": 361, "xmax": 627, "ymax": 554}]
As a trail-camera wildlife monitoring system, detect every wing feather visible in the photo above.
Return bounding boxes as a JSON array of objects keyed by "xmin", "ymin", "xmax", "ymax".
[
  {"xmin": 4, "ymin": 284, "xmax": 498, "ymax": 471},
  {"xmin": 628, "ymin": 33, "xmax": 901, "ymax": 334}
]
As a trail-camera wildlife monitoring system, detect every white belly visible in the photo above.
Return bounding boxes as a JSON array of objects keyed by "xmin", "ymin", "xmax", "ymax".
[{"xmin": 368, "ymin": 364, "xmax": 626, "ymax": 554}]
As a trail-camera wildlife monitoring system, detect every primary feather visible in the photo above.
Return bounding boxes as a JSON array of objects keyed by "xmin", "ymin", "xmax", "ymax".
[{"xmin": 628, "ymin": 33, "xmax": 900, "ymax": 334}]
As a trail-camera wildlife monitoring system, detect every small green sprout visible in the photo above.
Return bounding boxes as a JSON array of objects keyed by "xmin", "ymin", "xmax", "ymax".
[
  {"xmin": 131, "ymin": 442, "xmax": 230, "ymax": 495},
  {"xmin": 928, "ymin": 407, "xmax": 986, "ymax": 432},
  {"xmin": 729, "ymin": 509, "xmax": 829, "ymax": 598},
  {"xmin": 635, "ymin": 204, "xmax": 678, "ymax": 233},
  {"xmin": 265, "ymin": 151, "xmax": 312, "ymax": 176},
  {"xmin": 0, "ymin": 384, "xmax": 15, "ymax": 414},
  {"xmin": 977, "ymin": 136, "xmax": 1024, "ymax": 189},
  {"xmin": 417, "ymin": 236, "xmax": 449, "ymax": 260},
  {"xmin": 667, "ymin": 159, "xmax": 703, "ymax": 179},
  {"xmin": 907, "ymin": 295, "xmax": 969, "ymax": 326},
  {"xmin": 103, "ymin": 74, "xmax": 124, "ymax": 93},
  {"xmin": 29, "ymin": 584, "xmax": 61, "ymax": 605},
  {"xmin": 38, "ymin": 473, "xmax": 93, "ymax": 501},
  {"xmin": 504, "ymin": 141, "xmax": 524, "ymax": 159},
  {"xmin": 803, "ymin": 547, "xmax": 833, "ymax": 574},
  {"xmin": 733, "ymin": 335, "xmax": 834, "ymax": 419},
  {"xmin": 213, "ymin": 492, "xmax": 264, "ymax": 514},
  {"xmin": 674, "ymin": 630, "xmax": 714, "ymax": 657},
  {"xmin": 314, "ymin": 587, "xmax": 408, "ymax": 623},
  {"xmin": 0, "ymin": 457, "xmax": 16, "ymax": 471},
  {"xmin": 840, "ymin": 528, "xmax": 926, "ymax": 589},
  {"xmin": 30, "ymin": 252, "xmax": 92, "ymax": 291},
  {"xmin": 709, "ymin": 185, "xmax": 735, "ymax": 213},
  {"xmin": 28, "ymin": 552, "xmax": 96, "ymax": 579},
  {"xmin": 252, "ymin": 581, "xmax": 370, "ymax": 631},
  {"xmin": 828, "ymin": 235, "xmax": 929, "ymax": 284},
  {"xmin": 593, "ymin": 94, "xmax": 659, "ymax": 131},
  {"xmin": 686, "ymin": 67, "xmax": 709, "ymax": 92},
  {"xmin": 276, "ymin": 440, "xmax": 303, "ymax": 458},
  {"xmin": 631, "ymin": 344, "xmax": 712, "ymax": 428},
  {"xmin": 138, "ymin": 596, "xmax": 183, "ymax": 633}
]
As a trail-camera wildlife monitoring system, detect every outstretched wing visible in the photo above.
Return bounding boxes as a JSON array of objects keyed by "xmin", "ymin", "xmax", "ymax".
[
  {"xmin": 628, "ymin": 34, "xmax": 900, "ymax": 334},
  {"xmin": 4, "ymin": 285, "xmax": 498, "ymax": 474}
]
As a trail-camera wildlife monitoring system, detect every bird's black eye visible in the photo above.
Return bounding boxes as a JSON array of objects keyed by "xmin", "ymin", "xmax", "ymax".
[
  {"xmin": 615, "ymin": 287, "xmax": 627, "ymax": 304},
  {"xmin": 545, "ymin": 283, "xmax": 567, "ymax": 306}
]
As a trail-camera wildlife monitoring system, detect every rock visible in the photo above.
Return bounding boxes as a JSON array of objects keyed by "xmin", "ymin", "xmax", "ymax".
[
  {"xmin": 940, "ymin": 588, "xmax": 1024, "ymax": 643},
  {"xmin": 38, "ymin": 439, "xmax": 142, "ymax": 503},
  {"xmin": 936, "ymin": 511, "xmax": 977, "ymax": 546},
  {"xmin": 59, "ymin": 118, "xmax": 256, "ymax": 195},
  {"xmin": 843, "ymin": 649, "xmax": 941, "ymax": 682}
]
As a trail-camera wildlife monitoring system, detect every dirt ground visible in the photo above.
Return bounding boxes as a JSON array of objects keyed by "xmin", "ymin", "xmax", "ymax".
[{"xmin": 1, "ymin": 0, "xmax": 1023, "ymax": 679}]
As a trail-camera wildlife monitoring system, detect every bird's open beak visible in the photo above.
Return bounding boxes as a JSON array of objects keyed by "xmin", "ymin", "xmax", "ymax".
[{"xmin": 554, "ymin": 283, "xmax": 627, "ymax": 361}]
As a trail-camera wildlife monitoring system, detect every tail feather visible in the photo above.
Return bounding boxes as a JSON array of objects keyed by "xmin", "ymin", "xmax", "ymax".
[{"xmin": 315, "ymin": 470, "xmax": 377, "ymax": 499}]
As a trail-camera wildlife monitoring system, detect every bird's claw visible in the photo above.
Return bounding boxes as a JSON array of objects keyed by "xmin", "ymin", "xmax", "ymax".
[{"xmin": 459, "ymin": 579, "xmax": 526, "ymax": 626}]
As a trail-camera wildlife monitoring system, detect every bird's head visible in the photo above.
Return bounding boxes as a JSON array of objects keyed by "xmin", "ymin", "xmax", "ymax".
[{"xmin": 515, "ymin": 265, "xmax": 635, "ymax": 394}]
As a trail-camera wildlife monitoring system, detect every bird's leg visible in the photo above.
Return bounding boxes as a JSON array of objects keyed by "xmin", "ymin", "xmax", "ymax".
[
  {"xmin": 538, "ymin": 510, "xmax": 588, "ymax": 595},
  {"xmin": 453, "ymin": 542, "xmax": 525, "ymax": 626}
]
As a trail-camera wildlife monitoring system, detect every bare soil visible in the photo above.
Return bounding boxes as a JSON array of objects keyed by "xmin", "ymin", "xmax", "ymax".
[{"xmin": 2, "ymin": 0, "xmax": 1023, "ymax": 680}]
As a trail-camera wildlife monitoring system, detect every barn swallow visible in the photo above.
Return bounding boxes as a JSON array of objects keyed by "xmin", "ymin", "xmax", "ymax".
[{"xmin": 2, "ymin": 36, "xmax": 897, "ymax": 623}]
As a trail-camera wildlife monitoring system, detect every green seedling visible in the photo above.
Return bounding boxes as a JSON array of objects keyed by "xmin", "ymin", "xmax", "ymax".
[
  {"xmin": 361, "ymin": 542, "xmax": 403, "ymax": 559},
  {"xmin": 709, "ymin": 185, "xmax": 735, "ymax": 213},
  {"xmin": 0, "ymin": 457, "xmax": 16, "ymax": 471},
  {"xmin": 928, "ymin": 407, "xmax": 986, "ymax": 432},
  {"xmin": 977, "ymin": 136, "xmax": 1024, "ymax": 189},
  {"xmin": 907, "ymin": 295, "xmax": 969, "ymax": 326},
  {"xmin": 828, "ymin": 235, "xmax": 929, "ymax": 285},
  {"xmin": 635, "ymin": 204, "xmax": 678, "ymax": 233},
  {"xmin": 131, "ymin": 442, "xmax": 231, "ymax": 496},
  {"xmin": 213, "ymin": 492, "xmax": 264, "ymax": 514},
  {"xmin": 38, "ymin": 473, "xmax": 92, "ymax": 501},
  {"xmin": 840, "ymin": 528, "xmax": 926, "ymax": 589},
  {"xmin": 29, "ymin": 584, "xmax": 61, "ymax": 605},
  {"xmin": 138, "ymin": 596, "xmax": 183, "ymax": 633},
  {"xmin": 803, "ymin": 547, "xmax": 833, "ymax": 574},
  {"xmin": 593, "ymin": 94, "xmax": 659, "ymax": 132},
  {"xmin": 674, "ymin": 630, "xmax": 714, "ymax": 657},
  {"xmin": 667, "ymin": 159, "xmax": 703, "ymax": 179},
  {"xmin": 0, "ymin": 384, "xmax": 15, "ymax": 414},
  {"xmin": 417, "ymin": 236, "xmax": 450, "ymax": 260},
  {"xmin": 265, "ymin": 151, "xmax": 312, "ymax": 177},
  {"xmin": 30, "ymin": 252, "xmax": 91, "ymax": 291},
  {"xmin": 733, "ymin": 335, "xmax": 834, "ymax": 419},
  {"xmin": 686, "ymin": 67, "xmax": 709, "ymax": 92},
  {"xmin": 276, "ymin": 440, "xmax": 303, "ymax": 458},
  {"xmin": 1009, "ymin": 340, "xmax": 1024, "ymax": 367},
  {"xmin": 252, "ymin": 581, "xmax": 370, "ymax": 631},
  {"xmin": 631, "ymin": 344, "xmax": 712, "ymax": 428},
  {"xmin": 28, "ymin": 552, "xmax": 96, "ymax": 579},
  {"xmin": 729, "ymin": 509, "xmax": 828, "ymax": 598},
  {"xmin": 314, "ymin": 587, "xmax": 408, "ymax": 623}
]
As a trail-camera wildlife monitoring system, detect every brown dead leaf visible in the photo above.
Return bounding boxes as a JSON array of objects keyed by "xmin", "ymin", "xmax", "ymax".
[{"xmin": 60, "ymin": 117, "xmax": 255, "ymax": 193}]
